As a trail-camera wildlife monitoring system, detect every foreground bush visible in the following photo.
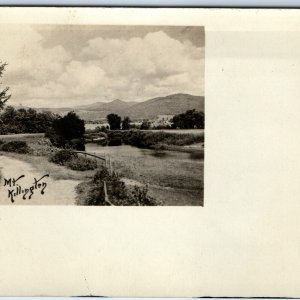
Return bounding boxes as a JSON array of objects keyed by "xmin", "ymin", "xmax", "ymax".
[
  {"xmin": 0, "ymin": 141, "xmax": 31, "ymax": 154},
  {"xmin": 76, "ymin": 165, "xmax": 160, "ymax": 206},
  {"xmin": 50, "ymin": 149, "xmax": 97, "ymax": 171},
  {"xmin": 50, "ymin": 149, "xmax": 74, "ymax": 165},
  {"xmin": 65, "ymin": 155, "xmax": 97, "ymax": 171}
]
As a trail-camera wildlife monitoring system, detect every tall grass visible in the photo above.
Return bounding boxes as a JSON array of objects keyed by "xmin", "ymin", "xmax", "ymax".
[
  {"xmin": 108, "ymin": 130, "xmax": 204, "ymax": 149},
  {"xmin": 76, "ymin": 165, "xmax": 161, "ymax": 206}
]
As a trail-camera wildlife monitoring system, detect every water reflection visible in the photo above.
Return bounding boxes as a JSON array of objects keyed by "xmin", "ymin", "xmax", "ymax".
[
  {"xmin": 149, "ymin": 150, "xmax": 168, "ymax": 158},
  {"xmin": 189, "ymin": 151, "xmax": 204, "ymax": 160},
  {"xmin": 85, "ymin": 143, "xmax": 202, "ymax": 161}
]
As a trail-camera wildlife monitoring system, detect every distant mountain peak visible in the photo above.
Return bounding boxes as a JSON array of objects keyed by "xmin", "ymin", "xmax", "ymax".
[
  {"xmin": 169, "ymin": 92, "xmax": 196, "ymax": 97},
  {"xmin": 121, "ymin": 93, "xmax": 204, "ymax": 119},
  {"xmin": 110, "ymin": 99, "xmax": 124, "ymax": 103}
]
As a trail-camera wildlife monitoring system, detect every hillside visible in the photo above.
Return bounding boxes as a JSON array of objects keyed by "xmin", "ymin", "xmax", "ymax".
[
  {"xmin": 122, "ymin": 93, "xmax": 204, "ymax": 119},
  {"xmin": 13, "ymin": 93, "xmax": 204, "ymax": 121},
  {"xmin": 30, "ymin": 99, "xmax": 137, "ymax": 121},
  {"xmin": 72, "ymin": 99, "xmax": 137, "ymax": 120},
  {"xmin": 75, "ymin": 99, "xmax": 137, "ymax": 111}
]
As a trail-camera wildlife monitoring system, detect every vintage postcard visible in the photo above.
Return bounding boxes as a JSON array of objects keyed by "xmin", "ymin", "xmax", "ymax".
[
  {"xmin": 0, "ymin": 24, "xmax": 204, "ymax": 206},
  {"xmin": 0, "ymin": 6, "xmax": 300, "ymax": 297}
]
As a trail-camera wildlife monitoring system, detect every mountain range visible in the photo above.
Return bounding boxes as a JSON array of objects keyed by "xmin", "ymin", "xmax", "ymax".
[{"xmin": 24, "ymin": 93, "xmax": 204, "ymax": 121}]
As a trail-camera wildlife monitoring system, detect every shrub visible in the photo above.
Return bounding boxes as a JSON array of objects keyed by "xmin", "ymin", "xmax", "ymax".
[
  {"xmin": 1, "ymin": 141, "xmax": 31, "ymax": 154},
  {"xmin": 49, "ymin": 149, "xmax": 74, "ymax": 165},
  {"xmin": 124, "ymin": 130, "xmax": 204, "ymax": 148},
  {"xmin": 79, "ymin": 166, "xmax": 160, "ymax": 206},
  {"xmin": 125, "ymin": 185, "xmax": 158, "ymax": 206},
  {"xmin": 65, "ymin": 155, "xmax": 97, "ymax": 171},
  {"xmin": 105, "ymin": 129, "xmax": 204, "ymax": 149},
  {"xmin": 50, "ymin": 149, "xmax": 98, "ymax": 171}
]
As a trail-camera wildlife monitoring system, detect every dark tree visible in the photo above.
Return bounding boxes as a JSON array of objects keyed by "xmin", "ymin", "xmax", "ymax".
[
  {"xmin": 1, "ymin": 106, "xmax": 17, "ymax": 123},
  {"xmin": 52, "ymin": 111, "xmax": 85, "ymax": 150},
  {"xmin": 107, "ymin": 113, "xmax": 121, "ymax": 130},
  {"xmin": 121, "ymin": 116, "xmax": 131, "ymax": 130},
  {"xmin": 195, "ymin": 111, "xmax": 205, "ymax": 129},
  {"xmin": 0, "ymin": 62, "xmax": 11, "ymax": 110},
  {"xmin": 140, "ymin": 119, "xmax": 151, "ymax": 130},
  {"xmin": 171, "ymin": 109, "xmax": 205, "ymax": 129}
]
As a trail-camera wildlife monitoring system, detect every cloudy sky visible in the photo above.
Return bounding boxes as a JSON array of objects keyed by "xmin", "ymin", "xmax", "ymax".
[{"xmin": 0, "ymin": 25, "xmax": 204, "ymax": 108}]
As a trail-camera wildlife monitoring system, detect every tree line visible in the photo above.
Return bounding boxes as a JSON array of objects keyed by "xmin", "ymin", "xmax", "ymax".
[
  {"xmin": 106, "ymin": 109, "xmax": 204, "ymax": 131},
  {"xmin": 0, "ymin": 106, "xmax": 58, "ymax": 134},
  {"xmin": 171, "ymin": 109, "xmax": 204, "ymax": 129}
]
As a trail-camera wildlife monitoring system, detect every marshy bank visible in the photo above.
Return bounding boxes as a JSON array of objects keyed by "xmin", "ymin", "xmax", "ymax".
[{"xmin": 86, "ymin": 129, "xmax": 204, "ymax": 156}]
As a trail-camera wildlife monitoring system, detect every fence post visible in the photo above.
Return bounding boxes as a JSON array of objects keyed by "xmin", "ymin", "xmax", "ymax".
[
  {"xmin": 109, "ymin": 155, "xmax": 112, "ymax": 174},
  {"xmin": 103, "ymin": 181, "xmax": 114, "ymax": 206},
  {"xmin": 104, "ymin": 181, "xmax": 108, "ymax": 203}
]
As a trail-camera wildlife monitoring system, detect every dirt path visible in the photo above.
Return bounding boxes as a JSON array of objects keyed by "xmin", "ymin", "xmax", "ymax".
[{"xmin": 0, "ymin": 155, "xmax": 80, "ymax": 205}]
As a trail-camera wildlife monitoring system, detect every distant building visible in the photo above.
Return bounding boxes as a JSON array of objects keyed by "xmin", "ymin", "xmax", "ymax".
[{"xmin": 152, "ymin": 115, "xmax": 174, "ymax": 128}]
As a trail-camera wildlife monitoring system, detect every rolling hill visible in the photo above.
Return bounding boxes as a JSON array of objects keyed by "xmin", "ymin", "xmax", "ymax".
[
  {"xmin": 122, "ymin": 93, "xmax": 204, "ymax": 119},
  {"xmin": 75, "ymin": 99, "xmax": 137, "ymax": 111},
  {"xmin": 15, "ymin": 93, "xmax": 204, "ymax": 121}
]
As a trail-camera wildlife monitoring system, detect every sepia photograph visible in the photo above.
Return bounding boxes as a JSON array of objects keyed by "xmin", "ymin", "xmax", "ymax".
[{"xmin": 0, "ymin": 24, "xmax": 205, "ymax": 206}]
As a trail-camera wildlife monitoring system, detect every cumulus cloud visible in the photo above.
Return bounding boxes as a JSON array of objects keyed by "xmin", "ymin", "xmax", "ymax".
[{"xmin": 0, "ymin": 26, "xmax": 204, "ymax": 107}]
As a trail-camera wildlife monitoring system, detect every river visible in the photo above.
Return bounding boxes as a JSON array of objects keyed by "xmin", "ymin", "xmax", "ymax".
[{"xmin": 85, "ymin": 144, "xmax": 204, "ymax": 206}]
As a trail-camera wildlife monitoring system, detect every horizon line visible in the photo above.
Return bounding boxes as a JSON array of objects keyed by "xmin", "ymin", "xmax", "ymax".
[{"xmin": 8, "ymin": 92, "xmax": 205, "ymax": 109}]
